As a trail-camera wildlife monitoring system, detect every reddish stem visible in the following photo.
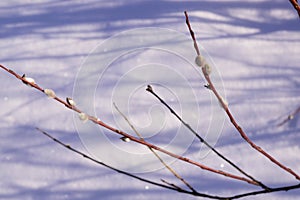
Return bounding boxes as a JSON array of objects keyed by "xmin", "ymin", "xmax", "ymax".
[
  {"xmin": 184, "ymin": 11, "xmax": 300, "ymax": 181},
  {"xmin": 289, "ymin": 0, "xmax": 300, "ymax": 18},
  {"xmin": 204, "ymin": 72, "xmax": 300, "ymax": 181},
  {"xmin": 0, "ymin": 64, "xmax": 259, "ymax": 186}
]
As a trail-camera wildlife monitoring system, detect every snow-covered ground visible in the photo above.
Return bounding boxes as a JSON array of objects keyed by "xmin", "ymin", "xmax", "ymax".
[{"xmin": 0, "ymin": 0, "xmax": 299, "ymax": 199}]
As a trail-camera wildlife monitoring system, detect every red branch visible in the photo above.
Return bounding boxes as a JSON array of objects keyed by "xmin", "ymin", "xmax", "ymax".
[
  {"xmin": 184, "ymin": 11, "xmax": 300, "ymax": 181},
  {"xmin": 289, "ymin": 0, "xmax": 300, "ymax": 18},
  {"xmin": 0, "ymin": 64, "xmax": 259, "ymax": 186}
]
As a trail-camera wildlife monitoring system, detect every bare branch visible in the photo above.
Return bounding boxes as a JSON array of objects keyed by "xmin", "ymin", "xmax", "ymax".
[
  {"xmin": 277, "ymin": 104, "xmax": 300, "ymax": 126},
  {"xmin": 36, "ymin": 128, "xmax": 300, "ymax": 200},
  {"xmin": 146, "ymin": 84, "xmax": 269, "ymax": 190},
  {"xmin": 228, "ymin": 183, "xmax": 300, "ymax": 199},
  {"xmin": 0, "ymin": 64, "xmax": 258, "ymax": 186},
  {"xmin": 35, "ymin": 128, "xmax": 226, "ymax": 199},
  {"xmin": 289, "ymin": 0, "xmax": 300, "ymax": 18},
  {"xmin": 113, "ymin": 102, "xmax": 197, "ymax": 193},
  {"xmin": 184, "ymin": 11, "xmax": 300, "ymax": 181}
]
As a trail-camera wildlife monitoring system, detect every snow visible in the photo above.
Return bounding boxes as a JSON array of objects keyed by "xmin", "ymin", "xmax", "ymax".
[{"xmin": 0, "ymin": 0, "xmax": 299, "ymax": 199}]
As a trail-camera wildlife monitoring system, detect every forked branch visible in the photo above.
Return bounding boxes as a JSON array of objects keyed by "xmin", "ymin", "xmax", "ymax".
[
  {"xmin": 113, "ymin": 102, "xmax": 196, "ymax": 193},
  {"xmin": 35, "ymin": 128, "xmax": 217, "ymax": 199},
  {"xmin": 1, "ymin": 10, "xmax": 299, "ymax": 199},
  {"xmin": 146, "ymin": 84, "xmax": 269, "ymax": 190},
  {"xmin": 35, "ymin": 128, "xmax": 300, "ymax": 200}
]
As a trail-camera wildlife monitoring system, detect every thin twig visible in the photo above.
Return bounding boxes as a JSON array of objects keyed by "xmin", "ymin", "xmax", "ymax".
[
  {"xmin": 277, "ymin": 105, "xmax": 300, "ymax": 126},
  {"xmin": 35, "ymin": 128, "xmax": 300, "ymax": 200},
  {"xmin": 161, "ymin": 179, "xmax": 184, "ymax": 191},
  {"xmin": 184, "ymin": 11, "xmax": 300, "ymax": 181},
  {"xmin": 146, "ymin": 84, "xmax": 269, "ymax": 190},
  {"xmin": 0, "ymin": 64, "xmax": 258, "ymax": 186},
  {"xmin": 35, "ymin": 128, "xmax": 226, "ymax": 199},
  {"xmin": 184, "ymin": 11, "xmax": 201, "ymax": 56},
  {"xmin": 227, "ymin": 183, "xmax": 300, "ymax": 199},
  {"xmin": 113, "ymin": 102, "xmax": 197, "ymax": 193},
  {"xmin": 289, "ymin": 0, "xmax": 300, "ymax": 18}
]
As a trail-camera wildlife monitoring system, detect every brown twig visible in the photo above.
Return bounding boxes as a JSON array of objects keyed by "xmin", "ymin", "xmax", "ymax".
[
  {"xmin": 113, "ymin": 102, "xmax": 197, "ymax": 193},
  {"xmin": 184, "ymin": 11, "xmax": 300, "ymax": 181},
  {"xmin": 35, "ymin": 128, "xmax": 300, "ymax": 200},
  {"xmin": 184, "ymin": 11, "xmax": 200, "ymax": 56},
  {"xmin": 161, "ymin": 179, "xmax": 183, "ymax": 191},
  {"xmin": 228, "ymin": 183, "xmax": 300, "ymax": 199},
  {"xmin": 146, "ymin": 85, "xmax": 269, "ymax": 190},
  {"xmin": 277, "ymin": 105, "xmax": 300, "ymax": 126},
  {"xmin": 35, "ymin": 128, "xmax": 224, "ymax": 199},
  {"xmin": 0, "ymin": 64, "xmax": 259, "ymax": 186},
  {"xmin": 289, "ymin": 0, "xmax": 300, "ymax": 18}
]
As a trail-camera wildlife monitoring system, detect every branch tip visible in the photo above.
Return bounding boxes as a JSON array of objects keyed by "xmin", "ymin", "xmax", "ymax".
[{"xmin": 146, "ymin": 85, "xmax": 153, "ymax": 93}]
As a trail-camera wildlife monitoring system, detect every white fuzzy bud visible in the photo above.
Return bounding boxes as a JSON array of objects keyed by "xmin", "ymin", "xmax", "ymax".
[
  {"xmin": 78, "ymin": 112, "xmax": 88, "ymax": 122},
  {"xmin": 24, "ymin": 77, "xmax": 35, "ymax": 84},
  {"xmin": 195, "ymin": 56, "xmax": 212, "ymax": 75},
  {"xmin": 22, "ymin": 74, "xmax": 35, "ymax": 86},
  {"xmin": 66, "ymin": 97, "xmax": 76, "ymax": 106},
  {"xmin": 195, "ymin": 55, "xmax": 205, "ymax": 67},
  {"xmin": 44, "ymin": 89, "xmax": 56, "ymax": 98},
  {"xmin": 203, "ymin": 63, "xmax": 212, "ymax": 75},
  {"xmin": 120, "ymin": 136, "xmax": 131, "ymax": 142}
]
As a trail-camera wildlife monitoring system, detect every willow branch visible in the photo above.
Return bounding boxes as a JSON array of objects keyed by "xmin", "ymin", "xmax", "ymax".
[
  {"xmin": 113, "ymin": 102, "xmax": 196, "ymax": 193},
  {"xmin": 184, "ymin": 11, "xmax": 300, "ymax": 181},
  {"xmin": 289, "ymin": 0, "xmax": 300, "ymax": 18},
  {"xmin": 35, "ymin": 128, "xmax": 229, "ymax": 199},
  {"xmin": 0, "ymin": 64, "xmax": 258, "ymax": 186},
  {"xmin": 227, "ymin": 183, "xmax": 300, "ymax": 199},
  {"xmin": 146, "ymin": 84, "xmax": 269, "ymax": 190},
  {"xmin": 277, "ymin": 104, "xmax": 300, "ymax": 126},
  {"xmin": 34, "ymin": 129, "xmax": 300, "ymax": 200}
]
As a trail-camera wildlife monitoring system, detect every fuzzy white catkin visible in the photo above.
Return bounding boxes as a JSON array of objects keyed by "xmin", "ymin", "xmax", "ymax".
[
  {"xmin": 23, "ymin": 77, "xmax": 35, "ymax": 86},
  {"xmin": 78, "ymin": 112, "xmax": 88, "ymax": 122},
  {"xmin": 120, "ymin": 136, "xmax": 131, "ymax": 142},
  {"xmin": 44, "ymin": 89, "xmax": 56, "ymax": 98},
  {"xmin": 195, "ymin": 55, "xmax": 205, "ymax": 67},
  {"xmin": 203, "ymin": 63, "xmax": 212, "ymax": 75},
  {"xmin": 66, "ymin": 97, "xmax": 76, "ymax": 106},
  {"xmin": 195, "ymin": 55, "xmax": 212, "ymax": 75}
]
